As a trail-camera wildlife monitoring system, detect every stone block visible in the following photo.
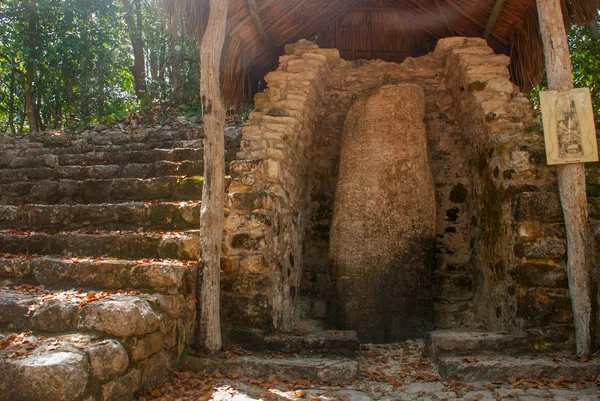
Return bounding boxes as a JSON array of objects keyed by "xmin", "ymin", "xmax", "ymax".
[
  {"xmin": 239, "ymin": 255, "xmax": 268, "ymax": 273},
  {"xmin": 0, "ymin": 257, "xmax": 31, "ymax": 278},
  {"xmin": 158, "ymin": 233, "xmax": 199, "ymax": 260},
  {"xmin": 229, "ymin": 159, "xmax": 263, "ymax": 176},
  {"xmin": 230, "ymin": 233, "xmax": 266, "ymax": 251},
  {"xmin": 86, "ymin": 339, "xmax": 129, "ymax": 382},
  {"xmin": 77, "ymin": 296, "xmax": 161, "ymax": 337},
  {"xmin": 100, "ymin": 368, "xmax": 141, "ymax": 401},
  {"xmin": 0, "ymin": 352, "xmax": 89, "ymax": 401},
  {"xmin": 130, "ymin": 262, "xmax": 186, "ymax": 289},
  {"xmin": 513, "ymin": 192, "xmax": 563, "ymax": 222},
  {"xmin": 221, "ymin": 293, "xmax": 272, "ymax": 330},
  {"xmin": 140, "ymin": 351, "xmax": 171, "ymax": 389},
  {"xmin": 31, "ymin": 299, "xmax": 77, "ymax": 332},
  {"xmin": 129, "ymin": 332, "xmax": 163, "ymax": 361},
  {"xmin": 514, "ymin": 262, "xmax": 568, "ymax": 288},
  {"xmin": 225, "ymin": 211, "xmax": 272, "ymax": 232},
  {"xmin": 221, "ymin": 273, "xmax": 273, "ymax": 296},
  {"xmin": 517, "ymin": 287, "xmax": 572, "ymax": 327},
  {"xmin": 514, "ymin": 238, "xmax": 566, "ymax": 260}
]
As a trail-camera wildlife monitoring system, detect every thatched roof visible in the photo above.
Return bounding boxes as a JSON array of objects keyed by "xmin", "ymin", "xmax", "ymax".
[{"xmin": 174, "ymin": 0, "xmax": 599, "ymax": 107}]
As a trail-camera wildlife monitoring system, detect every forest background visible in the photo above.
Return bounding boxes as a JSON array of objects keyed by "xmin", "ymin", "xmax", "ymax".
[{"xmin": 0, "ymin": 0, "xmax": 598, "ymax": 135}]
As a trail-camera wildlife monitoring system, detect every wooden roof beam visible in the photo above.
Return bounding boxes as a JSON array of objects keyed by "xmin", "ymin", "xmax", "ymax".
[
  {"xmin": 246, "ymin": 0, "xmax": 274, "ymax": 56},
  {"xmin": 433, "ymin": 0, "xmax": 455, "ymax": 36},
  {"xmin": 483, "ymin": 0, "xmax": 508, "ymax": 39},
  {"xmin": 228, "ymin": 0, "xmax": 276, "ymax": 38}
]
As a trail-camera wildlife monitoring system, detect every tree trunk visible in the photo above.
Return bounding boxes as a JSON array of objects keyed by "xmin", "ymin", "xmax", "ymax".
[
  {"xmin": 197, "ymin": 0, "xmax": 228, "ymax": 355},
  {"xmin": 98, "ymin": 52, "xmax": 105, "ymax": 112},
  {"xmin": 9, "ymin": 66, "xmax": 16, "ymax": 135},
  {"xmin": 121, "ymin": 0, "xmax": 148, "ymax": 104},
  {"xmin": 536, "ymin": 0, "xmax": 594, "ymax": 356},
  {"xmin": 24, "ymin": 0, "xmax": 38, "ymax": 132},
  {"xmin": 589, "ymin": 14, "xmax": 599, "ymax": 41},
  {"xmin": 170, "ymin": 9, "xmax": 184, "ymax": 103}
]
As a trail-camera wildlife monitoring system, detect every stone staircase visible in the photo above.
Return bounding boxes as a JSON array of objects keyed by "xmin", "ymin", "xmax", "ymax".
[
  {"xmin": 425, "ymin": 330, "xmax": 600, "ymax": 382},
  {"xmin": 0, "ymin": 123, "xmax": 241, "ymax": 401},
  {"xmin": 180, "ymin": 328, "xmax": 360, "ymax": 383}
]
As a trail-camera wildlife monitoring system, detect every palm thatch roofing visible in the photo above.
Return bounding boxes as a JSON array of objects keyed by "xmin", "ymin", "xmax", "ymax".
[{"xmin": 172, "ymin": 0, "xmax": 599, "ymax": 107}]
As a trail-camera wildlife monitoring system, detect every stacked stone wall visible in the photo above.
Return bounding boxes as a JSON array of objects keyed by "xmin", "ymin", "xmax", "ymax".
[
  {"xmin": 225, "ymin": 37, "xmax": 588, "ymax": 349},
  {"xmin": 222, "ymin": 41, "xmax": 343, "ymax": 335},
  {"xmin": 438, "ymin": 37, "xmax": 573, "ymax": 349}
]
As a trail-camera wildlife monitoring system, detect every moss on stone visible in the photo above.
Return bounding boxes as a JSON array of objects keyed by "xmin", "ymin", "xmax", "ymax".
[{"xmin": 174, "ymin": 176, "xmax": 204, "ymax": 200}]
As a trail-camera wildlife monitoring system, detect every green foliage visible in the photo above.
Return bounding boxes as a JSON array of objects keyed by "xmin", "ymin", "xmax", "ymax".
[
  {"xmin": 530, "ymin": 20, "xmax": 600, "ymax": 114},
  {"xmin": 569, "ymin": 22, "xmax": 600, "ymax": 113},
  {"xmin": 0, "ymin": 0, "xmax": 200, "ymax": 134}
]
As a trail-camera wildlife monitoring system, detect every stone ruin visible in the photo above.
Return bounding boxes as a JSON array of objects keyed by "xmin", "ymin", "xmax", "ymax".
[
  {"xmin": 1, "ymin": 36, "xmax": 599, "ymax": 401},
  {"xmin": 222, "ymin": 36, "xmax": 598, "ymax": 350}
]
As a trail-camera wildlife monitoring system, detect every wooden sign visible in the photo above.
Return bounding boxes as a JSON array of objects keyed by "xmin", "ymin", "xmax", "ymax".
[{"xmin": 540, "ymin": 88, "xmax": 598, "ymax": 165}]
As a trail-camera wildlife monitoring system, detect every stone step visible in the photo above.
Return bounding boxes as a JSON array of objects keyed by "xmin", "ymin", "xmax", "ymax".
[
  {"xmin": 0, "ymin": 135, "xmax": 239, "ymax": 165},
  {"xmin": 0, "ymin": 176, "xmax": 204, "ymax": 204},
  {"xmin": 4, "ymin": 147, "xmax": 236, "ymax": 170},
  {"xmin": 179, "ymin": 353, "xmax": 358, "ymax": 384},
  {"xmin": 2, "ymin": 139, "xmax": 203, "ymax": 159},
  {"xmin": 0, "ymin": 230, "xmax": 199, "ymax": 260},
  {"xmin": 0, "ymin": 202, "xmax": 200, "ymax": 231},
  {"xmin": 0, "ymin": 333, "xmax": 123, "ymax": 401},
  {"xmin": 0, "ymin": 286, "xmax": 165, "ymax": 336},
  {"xmin": 0, "ymin": 160, "xmax": 204, "ymax": 183},
  {"xmin": 0, "ymin": 255, "xmax": 193, "ymax": 293},
  {"xmin": 437, "ymin": 354, "xmax": 600, "ymax": 382},
  {"xmin": 5, "ymin": 148, "xmax": 203, "ymax": 170},
  {"xmin": 425, "ymin": 330, "xmax": 534, "ymax": 362},
  {"xmin": 229, "ymin": 328, "xmax": 359, "ymax": 357},
  {"xmin": 0, "ymin": 124, "xmax": 240, "ymax": 152},
  {"xmin": 0, "ymin": 329, "xmax": 172, "ymax": 400},
  {"xmin": 0, "ymin": 126, "xmax": 204, "ymax": 149}
]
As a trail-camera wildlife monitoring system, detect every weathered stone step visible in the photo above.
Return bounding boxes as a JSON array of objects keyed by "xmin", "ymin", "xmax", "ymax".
[
  {"xmin": 0, "ymin": 286, "xmax": 163, "ymax": 336},
  {"xmin": 0, "ymin": 124, "xmax": 241, "ymax": 152},
  {"xmin": 0, "ymin": 230, "xmax": 199, "ymax": 260},
  {"xmin": 179, "ymin": 353, "xmax": 358, "ymax": 384},
  {"xmin": 3, "ymin": 139, "xmax": 203, "ymax": 159},
  {"xmin": 437, "ymin": 354, "xmax": 600, "ymax": 382},
  {"xmin": 0, "ymin": 126, "xmax": 204, "ymax": 149},
  {"xmin": 230, "ymin": 328, "xmax": 359, "ymax": 357},
  {"xmin": 5, "ymin": 148, "xmax": 203, "ymax": 169},
  {"xmin": 0, "ymin": 176, "xmax": 204, "ymax": 204},
  {"xmin": 0, "ymin": 255, "xmax": 193, "ymax": 293},
  {"xmin": 0, "ymin": 136, "xmax": 239, "ymax": 167},
  {"xmin": 0, "ymin": 330, "xmax": 170, "ymax": 401},
  {"xmin": 0, "ymin": 160, "xmax": 204, "ymax": 183},
  {"xmin": 0, "ymin": 202, "xmax": 200, "ymax": 231},
  {"xmin": 425, "ymin": 330, "xmax": 533, "ymax": 362}
]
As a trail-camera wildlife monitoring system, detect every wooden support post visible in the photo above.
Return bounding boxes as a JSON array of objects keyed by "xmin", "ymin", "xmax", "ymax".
[
  {"xmin": 536, "ymin": 0, "xmax": 593, "ymax": 356},
  {"xmin": 483, "ymin": 0, "xmax": 507, "ymax": 39},
  {"xmin": 198, "ymin": 0, "xmax": 228, "ymax": 355}
]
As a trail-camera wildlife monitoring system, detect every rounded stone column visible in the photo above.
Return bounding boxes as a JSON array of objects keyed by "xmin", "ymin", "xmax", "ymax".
[{"xmin": 329, "ymin": 83, "xmax": 436, "ymax": 342}]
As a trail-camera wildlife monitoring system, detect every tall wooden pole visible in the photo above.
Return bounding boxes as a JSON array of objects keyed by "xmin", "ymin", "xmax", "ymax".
[
  {"xmin": 198, "ymin": 0, "xmax": 228, "ymax": 354},
  {"xmin": 536, "ymin": 0, "xmax": 593, "ymax": 356}
]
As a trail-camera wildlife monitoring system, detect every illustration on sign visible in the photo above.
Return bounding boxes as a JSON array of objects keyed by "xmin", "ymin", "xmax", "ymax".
[{"xmin": 539, "ymin": 88, "xmax": 598, "ymax": 165}]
